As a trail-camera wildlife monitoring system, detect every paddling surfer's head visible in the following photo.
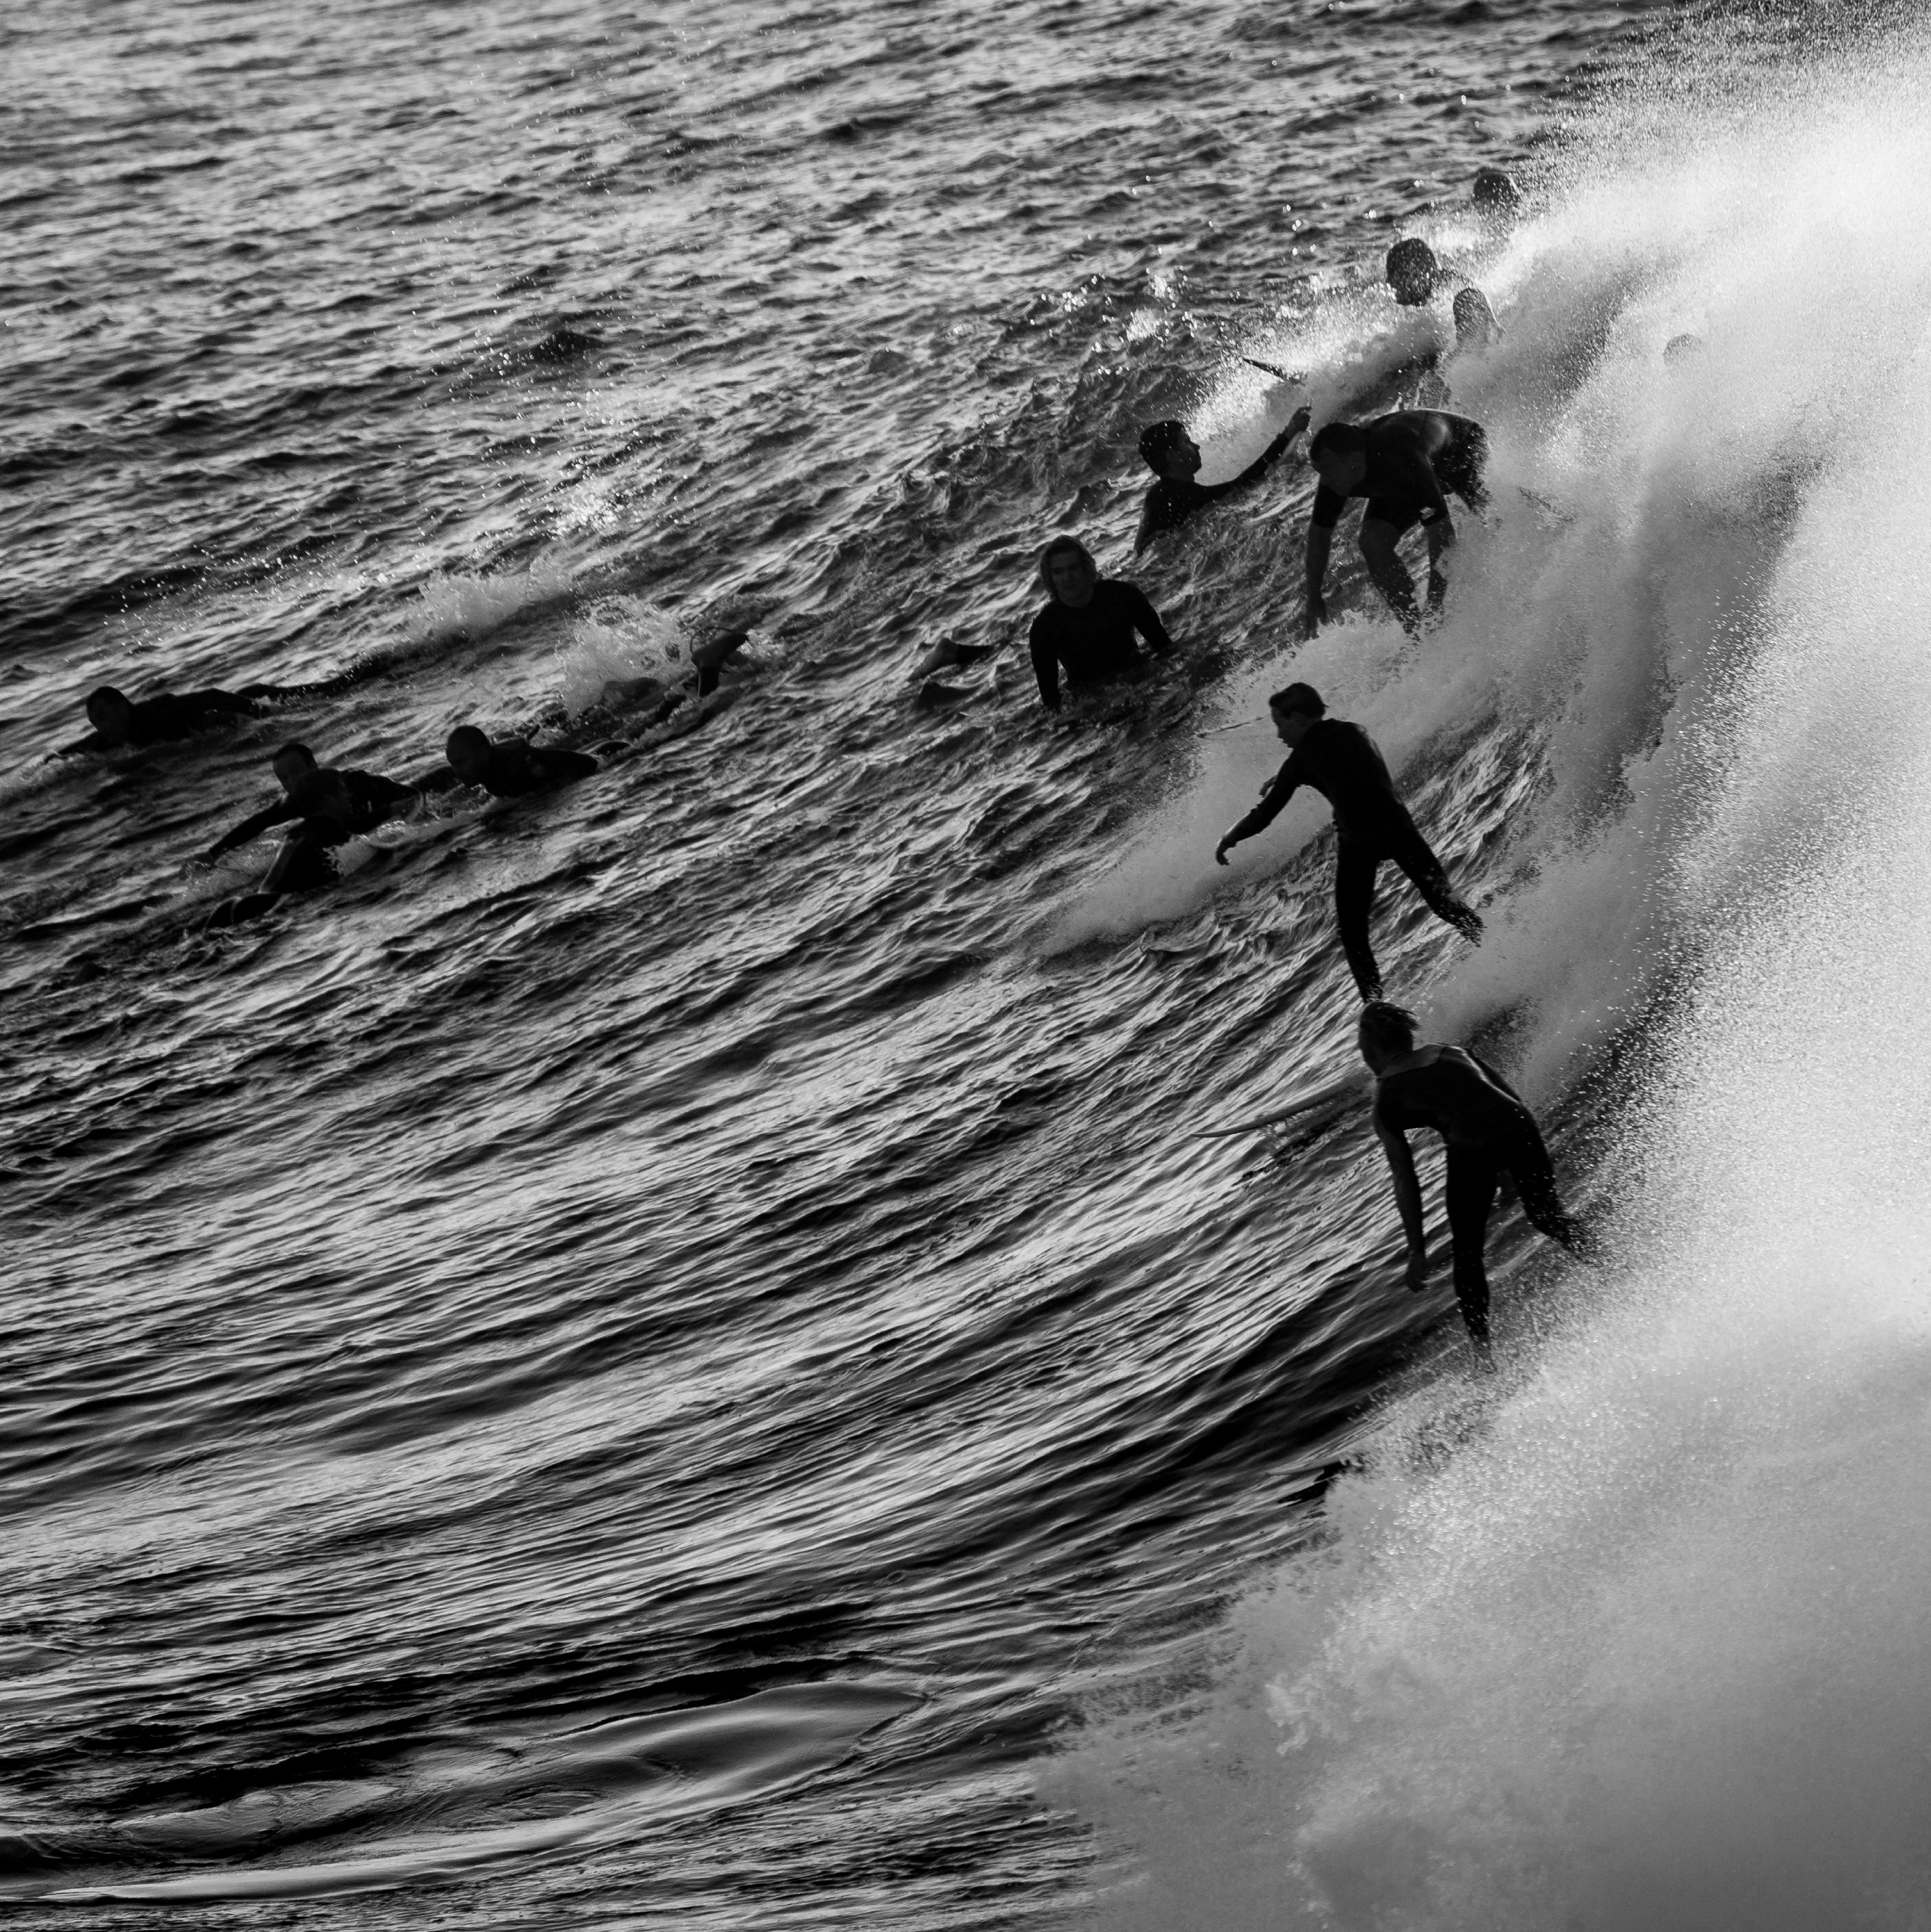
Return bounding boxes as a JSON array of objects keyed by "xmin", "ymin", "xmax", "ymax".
[
  {"xmin": 1138, "ymin": 418, "xmax": 1202, "ymax": 481},
  {"xmin": 1308, "ymin": 420, "xmax": 1369, "ymax": 496},
  {"xmin": 1357, "ymin": 1000, "xmax": 1419, "ymax": 1069},
  {"xmin": 1268, "ymin": 680, "xmax": 1324, "ymax": 749},
  {"xmin": 446, "ymin": 724, "xmax": 495, "ymax": 787},
  {"xmin": 271, "ymin": 742, "xmax": 319, "ymax": 795},
  {"xmin": 1038, "ymin": 534, "xmax": 1099, "ymax": 608},
  {"xmin": 1385, "ymin": 237, "xmax": 1439, "ymax": 307},
  {"xmin": 84, "ymin": 686, "xmax": 137, "ymax": 746}
]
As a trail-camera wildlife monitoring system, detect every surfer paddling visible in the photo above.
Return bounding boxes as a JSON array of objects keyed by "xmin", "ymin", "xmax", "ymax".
[
  {"xmin": 206, "ymin": 767, "xmax": 368, "ymax": 927},
  {"xmin": 204, "ymin": 743, "xmax": 416, "ymax": 865},
  {"xmin": 64, "ymin": 684, "xmax": 272, "ymax": 755},
  {"xmin": 1134, "ymin": 404, "xmax": 1311, "ymax": 555},
  {"xmin": 1214, "ymin": 683, "xmax": 1480, "ymax": 999},
  {"xmin": 1359, "ymin": 1001, "xmax": 1586, "ymax": 1346},
  {"xmin": 1303, "ymin": 409, "xmax": 1489, "ymax": 634},
  {"xmin": 420, "ymin": 725, "xmax": 599, "ymax": 799},
  {"xmin": 1029, "ymin": 536, "xmax": 1175, "ymax": 712}
]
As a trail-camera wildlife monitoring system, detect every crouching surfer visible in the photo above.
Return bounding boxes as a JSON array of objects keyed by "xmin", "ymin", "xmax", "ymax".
[
  {"xmin": 1303, "ymin": 410, "xmax": 1489, "ymax": 634},
  {"xmin": 1359, "ymin": 1001, "xmax": 1588, "ymax": 1346}
]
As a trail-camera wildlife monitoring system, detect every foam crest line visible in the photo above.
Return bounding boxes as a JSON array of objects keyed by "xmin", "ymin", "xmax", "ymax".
[{"xmin": 1052, "ymin": 28, "xmax": 1931, "ymax": 1929}]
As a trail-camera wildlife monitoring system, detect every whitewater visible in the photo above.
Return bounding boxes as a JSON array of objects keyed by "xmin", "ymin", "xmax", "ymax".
[{"xmin": 5, "ymin": 1, "xmax": 1929, "ymax": 1926}]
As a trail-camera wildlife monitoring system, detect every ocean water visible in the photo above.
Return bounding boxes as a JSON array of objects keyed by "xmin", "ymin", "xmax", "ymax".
[{"xmin": 5, "ymin": 0, "xmax": 1925, "ymax": 1925}]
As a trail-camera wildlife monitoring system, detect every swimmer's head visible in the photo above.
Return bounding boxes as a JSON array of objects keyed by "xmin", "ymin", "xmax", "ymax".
[
  {"xmin": 287, "ymin": 766, "xmax": 353, "ymax": 826},
  {"xmin": 1268, "ymin": 681, "xmax": 1325, "ymax": 747},
  {"xmin": 1038, "ymin": 534, "xmax": 1099, "ymax": 606},
  {"xmin": 1308, "ymin": 420, "xmax": 1368, "ymax": 494},
  {"xmin": 1138, "ymin": 418, "xmax": 1201, "ymax": 480},
  {"xmin": 1472, "ymin": 167, "xmax": 1522, "ymax": 218},
  {"xmin": 446, "ymin": 724, "xmax": 494, "ymax": 785},
  {"xmin": 272, "ymin": 741, "xmax": 318, "ymax": 793},
  {"xmin": 1664, "ymin": 332, "xmax": 1707, "ymax": 364},
  {"xmin": 1385, "ymin": 237, "xmax": 1439, "ymax": 307},
  {"xmin": 1453, "ymin": 286, "xmax": 1500, "ymax": 351},
  {"xmin": 85, "ymin": 686, "xmax": 135, "ymax": 745},
  {"xmin": 1357, "ymin": 1000, "xmax": 1420, "ymax": 1065}
]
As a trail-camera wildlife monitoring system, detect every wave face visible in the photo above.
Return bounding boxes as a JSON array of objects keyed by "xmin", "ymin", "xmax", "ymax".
[{"xmin": 3, "ymin": 0, "xmax": 1909, "ymax": 1924}]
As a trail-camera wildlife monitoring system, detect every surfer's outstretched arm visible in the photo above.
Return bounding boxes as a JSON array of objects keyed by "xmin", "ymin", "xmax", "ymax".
[
  {"xmin": 1374, "ymin": 1109, "xmax": 1430, "ymax": 1288},
  {"xmin": 206, "ymin": 799, "xmax": 299, "ymax": 863},
  {"xmin": 1215, "ymin": 762, "xmax": 1300, "ymax": 864}
]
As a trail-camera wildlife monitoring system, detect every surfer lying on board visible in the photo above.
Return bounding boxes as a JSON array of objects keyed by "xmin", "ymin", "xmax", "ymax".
[
  {"xmin": 63, "ymin": 653, "xmax": 397, "ymax": 756},
  {"xmin": 1304, "ymin": 409, "xmax": 1489, "ymax": 635},
  {"xmin": 1214, "ymin": 682, "xmax": 1481, "ymax": 999},
  {"xmin": 1359, "ymin": 1001, "xmax": 1586, "ymax": 1346},
  {"xmin": 63, "ymin": 684, "xmax": 273, "ymax": 755},
  {"xmin": 1134, "ymin": 404, "xmax": 1311, "ymax": 556},
  {"xmin": 420, "ymin": 726, "xmax": 599, "ymax": 799},
  {"xmin": 206, "ymin": 767, "xmax": 366, "ymax": 928},
  {"xmin": 204, "ymin": 743, "xmax": 416, "ymax": 865},
  {"xmin": 1029, "ymin": 536, "xmax": 1175, "ymax": 712}
]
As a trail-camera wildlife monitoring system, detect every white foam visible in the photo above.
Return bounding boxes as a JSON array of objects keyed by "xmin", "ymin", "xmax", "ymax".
[
  {"xmin": 410, "ymin": 554, "xmax": 574, "ymax": 646},
  {"xmin": 553, "ymin": 597, "xmax": 689, "ymax": 714}
]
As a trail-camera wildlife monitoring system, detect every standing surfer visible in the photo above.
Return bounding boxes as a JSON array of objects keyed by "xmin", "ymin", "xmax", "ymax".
[{"xmin": 1214, "ymin": 682, "xmax": 1480, "ymax": 998}]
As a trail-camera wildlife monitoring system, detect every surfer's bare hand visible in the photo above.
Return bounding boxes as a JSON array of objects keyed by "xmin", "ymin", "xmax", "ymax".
[
  {"xmin": 1405, "ymin": 1248, "xmax": 1430, "ymax": 1292},
  {"xmin": 1304, "ymin": 594, "xmax": 1326, "ymax": 638},
  {"xmin": 1287, "ymin": 404, "xmax": 1311, "ymax": 437},
  {"xmin": 1214, "ymin": 835, "xmax": 1235, "ymax": 867}
]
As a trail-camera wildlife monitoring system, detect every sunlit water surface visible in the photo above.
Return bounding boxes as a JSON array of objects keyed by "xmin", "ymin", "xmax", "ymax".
[{"xmin": 7, "ymin": 2, "xmax": 1922, "ymax": 1927}]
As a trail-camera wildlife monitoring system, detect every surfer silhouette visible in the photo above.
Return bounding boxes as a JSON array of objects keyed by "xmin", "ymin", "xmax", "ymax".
[
  {"xmin": 65, "ymin": 684, "xmax": 272, "ymax": 755},
  {"xmin": 1028, "ymin": 535, "xmax": 1175, "ymax": 712},
  {"xmin": 420, "ymin": 725, "xmax": 599, "ymax": 798},
  {"xmin": 1358, "ymin": 1001, "xmax": 1587, "ymax": 1346},
  {"xmin": 1303, "ymin": 409, "xmax": 1489, "ymax": 634},
  {"xmin": 204, "ymin": 743, "xmax": 416, "ymax": 865},
  {"xmin": 1134, "ymin": 405, "xmax": 1310, "ymax": 556},
  {"xmin": 1214, "ymin": 682, "xmax": 1480, "ymax": 999},
  {"xmin": 206, "ymin": 767, "xmax": 366, "ymax": 927},
  {"xmin": 65, "ymin": 656, "xmax": 396, "ymax": 757}
]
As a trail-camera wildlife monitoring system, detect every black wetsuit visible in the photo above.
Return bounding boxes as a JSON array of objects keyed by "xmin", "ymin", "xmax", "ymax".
[
  {"xmin": 210, "ymin": 801, "xmax": 366, "ymax": 926},
  {"xmin": 209, "ymin": 768, "xmax": 416, "ymax": 861},
  {"xmin": 1374, "ymin": 1044, "xmax": 1581, "ymax": 1340},
  {"xmin": 71, "ymin": 687, "xmax": 270, "ymax": 753},
  {"xmin": 1224, "ymin": 717, "xmax": 1477, "ymax": 998},
  {"xmin": 1136, "ymin": 420, "xmax": 1304, "ymax": 554},
  {"xmin": 1310, "ymin": 410, "xmax": 1489, "ymax": 540},
  {"xmin": 422, "ymin": 742, "xmax": 599, "ymax": 799},
  {"xmin": 1028, "ymin": 581, "xmax": 1174, "ymax": 710}
]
